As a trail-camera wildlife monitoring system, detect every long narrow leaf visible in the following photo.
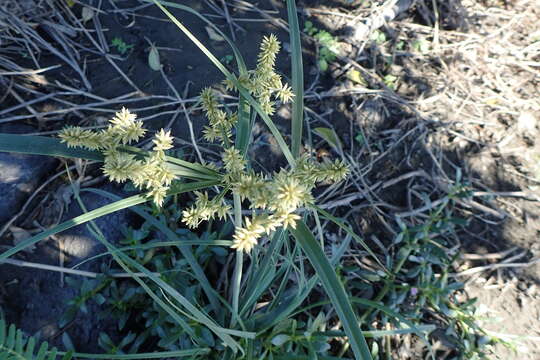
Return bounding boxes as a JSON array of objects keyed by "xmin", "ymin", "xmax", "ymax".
[
  {"xmin": 0, "ymin": 133, "xmax": 103, "ymax": 161},
  {"xmin": 286, "ymin": 0, "xmax": 304, "ymax": 158},
  {"xmin": 84, "ymin": 188, "xmax": 223, "ymax": 314},
  {"xmin": 291, "ymin": 220, "xmax": 373, "ymax": 360},
  {"xmin": 240, "ymin": 229, "xmax": 285, "ymax": 313},
  {"xmin": 316, "ymin": 325, "xmax": 436, "ymax": 338},
  {"xmin": 71, "ymin": 239, "xmax": 233, "ymax": 270},
  {"xmin": 55, "ymin": 348, "xmax": 210, "ymax": 358},
  {"xmin": 122, "ymin": 145, "xmax": 220, "ymax": 179},
  {"xmin": 0, "ymin": 180, "xmax": 219, "ymax": 261},
  {"xmin": 0, "ymin": 134, "xmax": 220, "ymax": 181}
]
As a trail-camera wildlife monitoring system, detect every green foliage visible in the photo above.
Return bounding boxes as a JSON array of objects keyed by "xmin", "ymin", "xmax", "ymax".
[
  {"xmin": 370, "ymin": 30, "xmax": 387, "ymax": 45},
  {"xmin": 111, "ymin": 37, "xmax": 134, "ymax": 55},
  {"xmin": 304, "ymin": 21, "xmax": 340, "ymax": 71},
  {"xmin": 0, "ymin": 319, "xmax": 73, "ymax": 360}
]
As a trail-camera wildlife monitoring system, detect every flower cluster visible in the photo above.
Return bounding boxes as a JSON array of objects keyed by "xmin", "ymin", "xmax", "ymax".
[
  {"xmin": 179, "ymin": 35, "xmax": 349, "ymax": 253},
  {"xmin": 182, "ymin": 191, "xmax": 230, "ymax": 228},
  {"xmin": 226, "ymin": 158, "xmax": 347, "ymax": 252},
  {"xmin": 60, "ymin": 35, "xmax": 349, "ymax": 254},
  {"xmin": 201, "ymin": 88, "xmax": 237, "ymax": 144},
  {"xmin": 203, "ymin": 34, "xmax": 294, "ymax": 147},
  {"xmin": 59, "ymin": 108, "xmax": 176, "ymax": 206}
]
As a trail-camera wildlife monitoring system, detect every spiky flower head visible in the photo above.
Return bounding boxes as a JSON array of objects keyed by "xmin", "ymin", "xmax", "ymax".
[
  {"xmin": 102, "ymin": 153, "xmax": 144, "ymax": 183},
  {"xmin": 153, "ymin": 129, "xmax": 174, "ymax": 152},
  {"xmin": 148, "ymin": 185, "xmax": 168, "ymax": 208},
  {"xmin": 273, "ymin": 172, "xmax": 312, "ymax": 212},
  {"xmin": 275, "ymin": 211, "xmax": 301, "ymax": 230},
  {"xmin": 313, "ymin": 159, "xmax": 349, "ymax": 183},
  {"xmin": 222, "ymin": 148, "xmax": 246, "ymax": 174},
  {"xmin": 276, "ymin": 83, "xmax": 294, "ymax": 103},
  {"xmin": 59, "ymin": 126, "xmax": 104, "ymax": 150},
  {"xmin": 182, "ymin": 191, "xmax": 231, "ymax": 229},
  {"xmin": 200, "ymin": 88, "xmax": 237, "ymax": 144},
  {"xmin": 257, "ymin": 34, "xmax": 280, "ymax": 71},
  {"xmin": 58, "ymin": 108, "xmax": 179, "ymax": 207},
  {"xmin": 231, "ymin": 216, "xmax": 266, "ymax": 252},
  {"xmin": 108, "ymin": 107, "xmax": 146, "ymax": 145}
]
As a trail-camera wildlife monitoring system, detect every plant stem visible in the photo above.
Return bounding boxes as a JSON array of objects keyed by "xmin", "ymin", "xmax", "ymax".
[{"xmin": 231, "ymin": 193, "xmax": 243, "ymax": 326}]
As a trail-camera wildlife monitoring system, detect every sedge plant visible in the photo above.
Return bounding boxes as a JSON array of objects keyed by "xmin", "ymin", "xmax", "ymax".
[{"xmin": 0, "ymin": 1, "xmax": 395, "ymax": 358}]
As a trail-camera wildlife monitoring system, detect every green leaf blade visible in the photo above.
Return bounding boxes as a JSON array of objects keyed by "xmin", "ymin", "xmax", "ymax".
[
  {"xmin": 0, "ymin": 180, "xmax": 219, "ymax": 261},
  {"xmin": 0, "ymin": 134, "xmax": 103, "ymax": 161},
  {"xmin": 286, "ymin": 0, "xmax": 304, "ymax": 158},
  {"xmin": 291, "ymin": 220, "xmax": 373, "ymax": 360}
]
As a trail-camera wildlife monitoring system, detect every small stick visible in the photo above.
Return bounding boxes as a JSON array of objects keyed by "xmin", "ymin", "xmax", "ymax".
[
  {"xmin": 461, "ymin": 247, "xmax": 518, "ymax": 260},
  {"xmin": 220, "ymin": 0, "xmax": 236, "ymax": 41},
  {"xmin": 454, "ymin": 258, "xmax": 540, "ymax": 277}
]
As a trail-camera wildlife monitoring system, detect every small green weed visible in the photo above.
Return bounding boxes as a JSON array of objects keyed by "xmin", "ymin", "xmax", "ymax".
[
  {"xmin": 0, "ymin": 319, "xmax": 74, "ymax": 359},
  {"xmin": 304, "ymin": 21, "xmax": 340, "ymax": 71},
  {"xmin": 220, "ymin": 54, "xmax": 234, "ymax": 65},
  {"xmin": 371, "ymin": 30, "xmax": 387, "ymax": 45},
  {"xmin": 111, "ymin": 37, "xmax": 134, "ymax": 55},
  {"xmin": 383, "ymin": 74, "xmax": 398, "ymax": 90}
]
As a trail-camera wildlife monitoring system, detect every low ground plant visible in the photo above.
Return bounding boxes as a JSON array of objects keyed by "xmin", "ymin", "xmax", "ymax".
[
  {"xmin": 0, "ymin": 1, "xmax": 497, "ymax": 359},
  {"xmin": 303, "ymin": 21, "xmax": 340, "ymax": 72}
]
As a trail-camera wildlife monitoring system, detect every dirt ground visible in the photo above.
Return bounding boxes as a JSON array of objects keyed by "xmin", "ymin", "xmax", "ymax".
[{"xmin": 0, "ymin": 0, "xmax": 539, "ymax": 358}]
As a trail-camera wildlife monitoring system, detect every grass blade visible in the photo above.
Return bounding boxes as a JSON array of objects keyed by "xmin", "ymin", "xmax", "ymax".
[
  {"xmin": 286, "ymin": 0, "xmax": 304, "ymax": 158},
  {"xmin": 54, "ymin": 349, "xmax": 211, "ymax": 359},
  {"xmin": 0, "ymin": 134, "xmax": 220, "ymax": 181},
  {"xmin": 240, "ymin": 229, "xmax": 285, "ymax": 314},
  {"xmin": 291, "ymin": 220, "xmax": 373, "ymax": 360},
  {"xmin": 314, "ymin": 206, "xmax": 389, "ymax": 274},
  {"xmin": 0, "ymin": 133, "xmax": 102, "ymax": 161},
  {"xmin": 84, "ymin": 188, "xmax": 223, "ymax": 315},
  {"xmin": 0, "ymin": 180, "xmax": 219, "ymax": 261},
  {"xmin": 71, "ymin": 239, "xmax": 233, "ymax": 269}
]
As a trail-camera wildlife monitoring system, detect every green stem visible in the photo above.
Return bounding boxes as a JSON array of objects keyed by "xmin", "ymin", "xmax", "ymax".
[{"xmin": 231, "ymin": 193, "xmax": 243, "ymax": 326}]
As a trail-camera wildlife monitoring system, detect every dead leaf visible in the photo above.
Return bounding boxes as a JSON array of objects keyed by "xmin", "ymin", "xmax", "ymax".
[
  {"xmin": 346, "ymin": 69, "xmax": 367, "ymax": 86},
  {"xmin": 55, "ymin": 184, "xmax": 74, "ymax": 207},
  {"xmin": 148, "ymin": 45, "xmax": 161, "ymax": 71}
]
